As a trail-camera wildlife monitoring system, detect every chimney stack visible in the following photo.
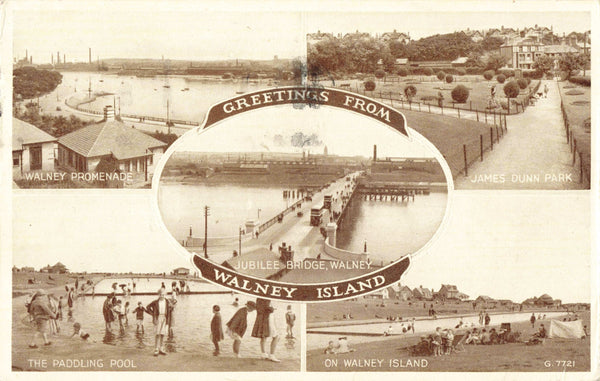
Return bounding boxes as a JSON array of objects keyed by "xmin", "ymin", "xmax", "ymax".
[
  {"xmin": 103, "ymin": 105, "xmax": 115, "ymax": 121},
  {"xmin": 57, "ymin": 51, "xmax": 60, "ymax": 64},
  {"xmin": 63, "ymin": 53, "xmax": 66, "ymax": 64},
  {"xmin": 51, "ymin": 53, "xmax": 54, "ymax": 65},
  {"xmin": 373, "ymin": 145, "xmax": 377, "ymax": 162}
]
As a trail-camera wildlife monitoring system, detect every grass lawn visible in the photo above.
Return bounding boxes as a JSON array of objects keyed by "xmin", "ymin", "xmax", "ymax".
[
  {"xmin": 558, "ymin": 80, "xmax": 591, "ymax": 184},
  {"xmin": 307, "ymin": 311, "xmax": 590, "ymax": 372},
  {"xmin": 400, "ymin": 108, "xmax": 504, "ymax": 178},
  {"xmin": 332, "ymin": 75, "xmax": 539, "ymax": 114}
]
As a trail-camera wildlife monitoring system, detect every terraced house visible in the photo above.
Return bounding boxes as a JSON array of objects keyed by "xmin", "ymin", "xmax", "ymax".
[{"xmin": 57, "ymin": 106, "xmax": 167, "ymax": 182}]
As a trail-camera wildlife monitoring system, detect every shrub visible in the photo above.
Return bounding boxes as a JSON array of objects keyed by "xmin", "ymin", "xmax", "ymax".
[
  {"xmin": 517, "ymin": 78, "xmax": 528, "ymax": 89},
  {"xmin": 364, "ymin": 80, "xmax": 376, "ymax": 91},
  {"xmin": 397, "ymin": 67, "xmax": 408, "ymax": 77},
  {"xmin": 569, "ymin": 76, "xmax": 591, "ymax": 87},
  {"xmin": 436, "ymin": 71, "xmax": 446, "ymax": 80},
  {"xmin": 498, "ymin": 69, "xmax": 515, "ymax": 77},
  {"xmin": 565, "ymin": 90, "xmax": 585, "ymax": 96},
  {"xmin": 483, "ymin": 70, "xmax": 494, "ymax": 80},
  {"xmin": 222, "ymin": 73, "xmax": 234, "ymax": 79},
  {"xmin": 404, "ymin": 85, "xmax": 417, "ymax": 102},
  {"xmin": 445, "ymin": 74, "xmax": 454, "ymax": 83},
  {"xmin": 496, "ymin": 74, "xmax": 506, "ymax": 83},
  {"xmin": 451, "ymin": 84, "xmax": 469, "ymax": 103},
  {"xmin": 456, "ymin": 68, "xmax": 466, "ymax": 76},
  {"xmin": 423, "ymin": 67, "xmax": 434, "ymax": 76},
  {"xmin": 466, "ymin": 67, "xmax": 483, "ymax": 75},
  {"xmin": 375, "ymin": 69, "xmax": 386, "ymax": 79},
  {"xmin": 503, "ymin": 80, "xmax": 520, "ymax": 99}
]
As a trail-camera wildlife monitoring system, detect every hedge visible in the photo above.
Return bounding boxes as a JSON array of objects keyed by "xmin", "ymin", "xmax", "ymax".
[{"xmin": 568, "ymin": 76, "xmax": 591, "ymax": 87}]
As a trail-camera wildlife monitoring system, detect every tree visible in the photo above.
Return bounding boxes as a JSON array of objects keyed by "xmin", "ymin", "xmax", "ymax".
[
  {"xmin": 517, "ymin": 78, "xmax": 528, "ymax": 90},
  {"xmin": 483, "ymin": 70, "xmax": 494, "ymax": 80},
  {"xmin": 532, "ymin": 55, "xmax": 554, "ymax": 77},
  {"xmin": 496, "ymin": 74, "xmax": 506, "ymax": 84},
  {"xmin": 404, "ymin": 85, "xmax": 417, "ymax": 103},
  {"xmin": 13, "ymin": 67, "xmax": 63, "ymax": 100},
  {"xmin": 374, "ymin": 69, "xmax": 386, "ymax": 79},
  {"xmin": 397, "ymin": 67, "xmax": 408, "ymax": 77},
  {"xmin": 451, "ymin": 85, "xmax": 469, "ymax": 103},
  {"xmin": 485, "ymin": 53, "xmax": 508, "ymax": 72},
  {"xmin": 503, "ymin": 80, "xmax": 520, "ymax": 113},
  {"xmin": 445, "ymin": 74, "xmax": 454, "ymax": 83},
  {"xmin": 436, "ymin": 71, "xmax": 446, "ymax": 81},
  {"xmin": 423, "ymin": 67, "xmax": 434, "ymax": 76},
  {"xmin": 558, "ymin": 53, "xmax": 590, "ymax": 79},
  {"xmin": 364, "ymin": 80, "xmax": 376, "ymax": 91}
]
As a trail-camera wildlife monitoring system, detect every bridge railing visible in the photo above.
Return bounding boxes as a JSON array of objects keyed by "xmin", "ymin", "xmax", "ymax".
[{"xmin": 257, "ymin": 199, "xmax": 304, "ymax": 234}]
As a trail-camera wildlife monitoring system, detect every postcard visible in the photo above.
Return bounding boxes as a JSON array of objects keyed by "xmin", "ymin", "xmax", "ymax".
[{"xmin": 2, "ymin": 0, "xmax": 597, "ymax": 380}]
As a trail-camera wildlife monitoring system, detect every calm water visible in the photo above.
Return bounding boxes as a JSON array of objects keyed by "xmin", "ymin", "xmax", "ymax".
[
  {"xmin": 70, "ymin": 279, "xmax": 300, "ymax": 359},
  {"xmin": 159, "ymin": 183, "xmax": 298, "ymax": 241},
  {"xmin": 307, "ymin": 311, "xmax": 567, "ymax": 350},
  {"xmin": 336, "ymin": 192, "xmax": 448, "ymax": 262},
  {"xmin": 55, "ymin": 72, "xmax": 262, "ymax": 122}
]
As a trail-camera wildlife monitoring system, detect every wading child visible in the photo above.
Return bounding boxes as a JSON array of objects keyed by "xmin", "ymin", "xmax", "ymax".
[
  {"xmin": 226, "ymin": 301, "xmax": 256, "ymax": 358},
  {"xmin": 133, "ymin": 302, "xmax": 146, "ymax": 333},
  {"xmin": 145, "ymin": 289, "xmax": 172, "ymax": 356},
  {"xmin": 285, "ymin": 305, "xmax": 296, "ymax": 339},
  {"xmin": 123, "ymin": 301, "xmax": 130, "ymax": 326},
  {"xmin": 431, "ymin": 327, "xmax": 442, "ymax": 356},
  {"xmin": 210, "ymin": 305, "xmax": 224, "ymax": 356},
  {"xmin": 71, "ymin": 322, "xmax": 91, "ymax": 341}
]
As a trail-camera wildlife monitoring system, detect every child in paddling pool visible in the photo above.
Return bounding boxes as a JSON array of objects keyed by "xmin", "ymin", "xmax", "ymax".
[
  {"xmin": 210, "ymin": 305, "xmax": 224, "ymax": 356},
  {"xmin": 133, "ymin": 302, "xmax": 146, "ymax": 333},
  {"xmin": 71, "ymin": 322, "xmax": 91, "ymax": 341}
]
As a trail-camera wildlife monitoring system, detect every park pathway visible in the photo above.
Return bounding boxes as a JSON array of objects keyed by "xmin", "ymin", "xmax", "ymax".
[{"xmin": 455, "ymin": 80, "xmax": 583, "ymax": 190}]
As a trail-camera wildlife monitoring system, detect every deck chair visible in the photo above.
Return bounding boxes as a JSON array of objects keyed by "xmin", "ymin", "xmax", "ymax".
[{"xmin": 452, "ymin": 333, "xmax": 466, "ymax": 352}]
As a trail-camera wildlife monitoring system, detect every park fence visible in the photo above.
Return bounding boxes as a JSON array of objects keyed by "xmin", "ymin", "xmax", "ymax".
[{"xmin": 560, "ymin": 99, "xmax": 590, "ymax": 187}]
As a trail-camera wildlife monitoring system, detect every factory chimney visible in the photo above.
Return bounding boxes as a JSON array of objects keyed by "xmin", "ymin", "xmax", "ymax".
[
  {"xmin": 89, "ymin": 48, "xmax": 91, "ymax": 64},
  {"xmin": 373, "ymin": 145, "xmax": 377, "ymax": 161}
]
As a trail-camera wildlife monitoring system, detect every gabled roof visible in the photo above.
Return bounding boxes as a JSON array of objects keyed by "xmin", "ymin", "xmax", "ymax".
[
  {"xmin": 395, "ymin": 58, "xmax": 409, "ymax": 64},
  {"xmin": 13, "ymin": 118, "xmax": 57, "ymax": 149},
  {"xmin": 476, "ymin": 295, "xmax": 495, "ymax": 302},
  {"xmin": 440, "ymin": 284, "xmax": 459, "ymax": 292},
  {"xmin": 58, "ymin": 120, "xmax": 166, "ymax": 160},
  {"xmin": 544, "ymin": 45, "xmax": 579, "ymax": 54}
]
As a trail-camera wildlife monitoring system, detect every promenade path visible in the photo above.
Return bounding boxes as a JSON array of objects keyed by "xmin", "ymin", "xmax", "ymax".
[{"xmin": 455, "ymin": 80, "xmax": 583, "ymax": 190}]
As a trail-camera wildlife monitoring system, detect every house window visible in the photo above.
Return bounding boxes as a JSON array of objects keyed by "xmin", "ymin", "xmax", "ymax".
[
  {"xmin": 148, "ymin": 154, "xmax": 153, "ymax": 165},
  {"xmin": 13, "ymin": 152, "xmax": 20, "ymax": 166}
]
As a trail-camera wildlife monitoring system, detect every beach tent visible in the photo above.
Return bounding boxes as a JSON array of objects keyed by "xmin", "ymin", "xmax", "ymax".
[{"xmin": 548, "ymin": 320, "xmax": 585, "ymax": 339}]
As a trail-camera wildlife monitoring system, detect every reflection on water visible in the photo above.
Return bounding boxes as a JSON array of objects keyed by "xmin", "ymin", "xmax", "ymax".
[
  {"xmin": 159, "ymin": 184, "xmax": 293, "ymax": 241},
  {"xmin": 337, "ymin": 193, "xmax": 447, "ymax": 261},
  {"xmin": 54, "ymin": 72, "xmax": 248, "ymax": 122},
  {"xmin": 71, "ymin": 280, "xmax": 300, "ymax": 359}
]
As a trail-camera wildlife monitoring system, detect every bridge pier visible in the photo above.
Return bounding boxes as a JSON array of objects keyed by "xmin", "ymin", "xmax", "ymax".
[{"xmin": 326, "ymin": 223, "xmax": 337, "ymax": 246}]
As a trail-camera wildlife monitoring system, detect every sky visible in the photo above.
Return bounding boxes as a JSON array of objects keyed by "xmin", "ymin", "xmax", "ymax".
[
  {"xmin": 175, "ymin": 105, "xmax": 435, "ymax": 159},
  {"xmin": 12, "ymin": 190, "xmax": 590, "ymax": 303},
  {"xmin": 13, "ymin": 3, "xmax": 591, "ymax": 64}
]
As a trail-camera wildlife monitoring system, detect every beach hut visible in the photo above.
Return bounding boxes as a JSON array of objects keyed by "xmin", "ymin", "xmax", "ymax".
[{"xmin": 12, "ymin": 118, "xmax": 58, "ymax": 177}]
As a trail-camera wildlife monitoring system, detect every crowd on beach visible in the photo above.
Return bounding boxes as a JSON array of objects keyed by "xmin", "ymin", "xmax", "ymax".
[{"xmin": 24, "ymin": 279, "xmax": 298, "ymax": 362}]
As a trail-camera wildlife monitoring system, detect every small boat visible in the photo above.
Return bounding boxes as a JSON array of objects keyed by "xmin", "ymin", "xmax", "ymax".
[
  {"xmin": 163, "ymin": 85, "xmax": 170, "ymax": 88},
  {"xmin": 236, "ymin": 91, "xmax": 245, "ymax": 94}
]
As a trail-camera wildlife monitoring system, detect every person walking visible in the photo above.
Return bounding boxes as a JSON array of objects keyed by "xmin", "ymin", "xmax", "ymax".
[
  {"xmin": 28, "ymin": 289, "xmax": 56, "ymax": 348},
  {"xmin": 145, "ymin": 288, "xmax": 172, "ymax": 356},
  {"xmin": 530, "ymin": 313, "xmax": 536, "ymax": 328},
  {"xmin": 226, "ymin": 300, "xmax": 256, "ymax": 358},
  {"xmin": 252, "ymin": 298, "xmax": 281, "ymax": 362},
  {"xmin": 543, "ymin": 84, "xmax": 549, "ymax": 98},
  {"xmin": 484, "ymin": 312, "xmax": 490, "ymax": 327}
]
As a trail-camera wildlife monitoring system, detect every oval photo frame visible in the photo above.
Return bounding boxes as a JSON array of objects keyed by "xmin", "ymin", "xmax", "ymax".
[{"xmin": 151, "ymin": 86, "xmax": 453, "ymax": 302}]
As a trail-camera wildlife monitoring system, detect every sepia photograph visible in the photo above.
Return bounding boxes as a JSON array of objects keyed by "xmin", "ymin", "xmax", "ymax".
[
  {"xmin": 305, "ymin": 192, "xmax": 591, "ymax": 372},
  {"xmin": 306, "ymin": 11, "xmax": 591, "ymax": 189},
  {"xmin": 11, "ymin": 192, "xmax": 302, "ymax": 371},
  {"xmin": 157, "ymin": 102, "xmax": 450, "ymax": 285},
  {"xmin": 11, "ymin": 6, "xmax": 304, "ymax": 188}
]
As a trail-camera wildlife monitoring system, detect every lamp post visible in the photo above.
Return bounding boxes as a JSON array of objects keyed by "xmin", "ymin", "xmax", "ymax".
[
  {"xmin": 257, "ymin": 208, "xmax": 261, "ymax": 220},
  {"xmin": 239, "ymin": 225, "xmax": 243, "ymax": 256},
  {"xmin": 204, "ymin": 206, "xmax": 210, "ymax": 258}
]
